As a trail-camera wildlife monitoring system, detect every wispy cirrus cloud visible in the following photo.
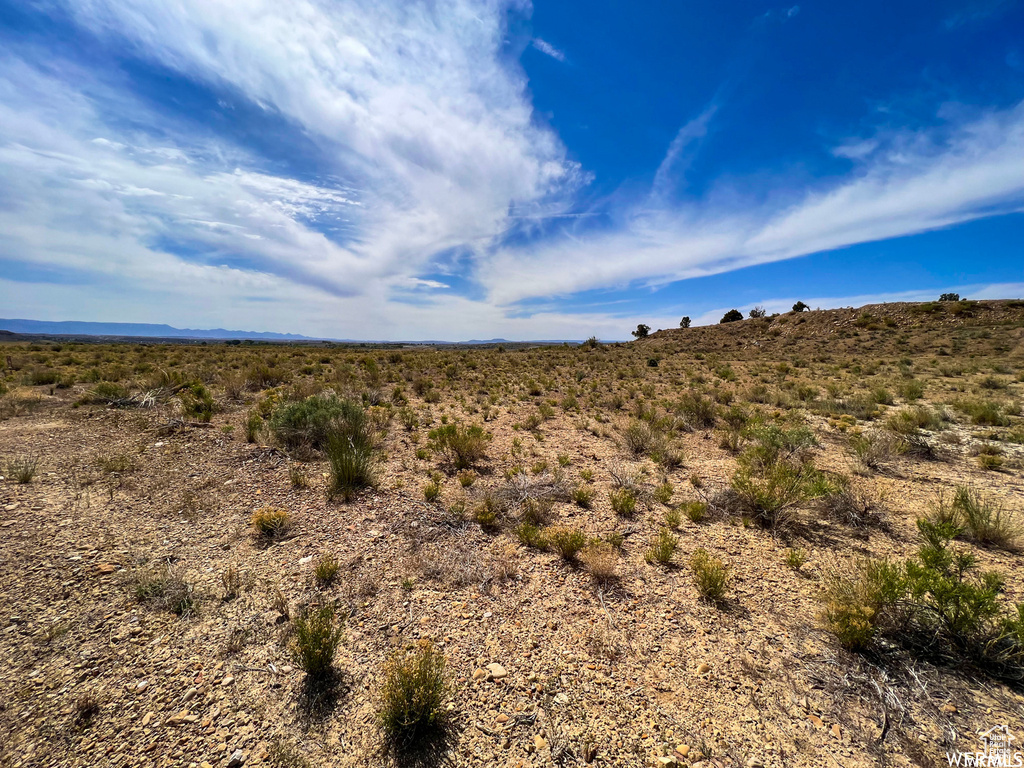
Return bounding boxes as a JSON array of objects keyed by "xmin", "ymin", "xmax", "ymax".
[
  {"xmin": 480, "ymin": 100, "xmax": 1024, "ymax": 305},
  {"xmin": 1, "ymin": 0, "xmax": 1023, "ymax": 341},
  {"xmin": 531, "ymin": 37, "xmax": 566, "ymax": 62}
]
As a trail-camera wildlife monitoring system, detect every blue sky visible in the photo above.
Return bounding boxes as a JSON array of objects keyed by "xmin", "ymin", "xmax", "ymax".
[{"xmin": 0, "ymin": 0, "xmax": 1022, "ymax": 340}]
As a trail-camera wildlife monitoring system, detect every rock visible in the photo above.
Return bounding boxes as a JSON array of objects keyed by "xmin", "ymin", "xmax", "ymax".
[
  {"xmin": 807, "ymin": 714, "xmax": 823, "ymax": 728},
  {"xmin": 940, "ymin": 703, "xmax": 957, "ymax": 714},
  {"xmin": 299, "ymin": 555, "xmax": 314, "ymax": 564},
  {"xmin": 831, "ymin": 723, "xmax": 841, "ymax": 739},
  {"xmin": 533, "ymin": 735, "xmax": 547, "ymax": 750},
  {"xmin": 95, "ymin": 564, "xmax": 116, "ymax": 574},
  {"xmin": 746, "ymin": 759, "xmax": 765, "ymax": 768},
  {"xmin": 676, "ymin": 745, "xmax": 690, "ymax": 757},
  {"xmin": 657, "ymin": 757, "xmax": 678, "ymax": 767},
  {"xmin": 182, "ymin": 687, "xmax": 197, "ymax": 702},
  {"xmin": 496, "ymin": 714, "xmax": 509, "ymax": 724},
  {"xmin": 142, "ymin": 712, "xmax": 154, "ymax": 726},
  {"xmin": 221, "ymin": 676, "xmax": 235, "ymax": 686},
  {"xmin": 472, "ymin": 668, "xmax": 487, "ymax": 681},
  {"xmin": 486, "ymin": 663, "xmax": 507, "ymax": 680},
  {"xmin": 135, "ymin": 680, "xmax": 149, "ymax": 693},
  {"xmin": 696, "ymin": 663, "xmax": 711, "ymax": 675},
  {"xmin": 227, "ymin": 749, "xmax": 245, "ymax": 767}
]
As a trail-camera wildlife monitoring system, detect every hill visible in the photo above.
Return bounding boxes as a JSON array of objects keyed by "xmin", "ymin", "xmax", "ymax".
[{"xmin": 644, "ymin": 299, "xmax": 1024, "ymax": 359}]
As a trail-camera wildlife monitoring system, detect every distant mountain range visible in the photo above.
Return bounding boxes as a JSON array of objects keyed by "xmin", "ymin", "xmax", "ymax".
[
  {"xmin": 0, "ymin": 318, "xmax": 315, "ymax": 340},
  {"xmin": 0, "ymin": 319, "xmax": 585, "ymax": 345}
]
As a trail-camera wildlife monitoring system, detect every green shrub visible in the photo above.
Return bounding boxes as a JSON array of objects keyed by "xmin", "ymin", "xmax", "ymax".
[
  {"xmin": 820, "ymin": 557, "xmax": 906, "ymax": 651},
  {"xmin": 609, "ymin": 487, "xmax": 637, "ymax": 516},
  {"xmin": 677, "ymin": 392, "xmax": 717, "ymax": 428},
  {"xmin": 690, "ymin": 548, "xmax": 729, "ymax": 603},
  {"xmin": 292, "ymin": 606, "xmax": 345, "ymax": 684},
  {"xmin": 515, "ymin": 522, "xmax": 548, "ymax": 549},
  {"xmin": 654, "ymin": 481, "xmax": 674, "ymax": 505},
  {"xmin": 645, "ymin": 528, "xmax": 678, "ymax": 565},
  {"xmin": 570, "ymin": 483, "xmax": 594, "ymax": 508},
  {"xmin": 683, "ymin": 500, "xmax": 708, "ymax": 522},
  {"xmin": 326, "ymin": 430, "xmax": 376, "ymax": 501},
  {"xmin": 131, "ymin": 564, "xmax": 197, "ymax": 616},
  {"xmin": 738, "ymin": 424, "xmax": 815, "ymax": 473},
  {"xmin": 26, "ymin": 368, "xmax": 58, "ymax": 386},
  {"xmin": 314, "ymin": 553, "xmax": 340, "ymax": 586},
  {"xmin": 784, "ymin": 548, "xmax": 806, "ymax": 569},
  {"xmin": 271, "ymin": 394, "xmax": 368, "ymax": 451},
  {"xmin": 427, "ymin": 423, "xmax": 491, "ymax": 470},
  {"xmin": 179, "ymin": 382, "xmax": 214, "ymax": 422},
  {"xmin": 820, "ymin": 519, "xmax": 1024, "ymax": 679},
  {"xmin": 621, "ymin": 420, "xmax": 658, "ymax": 457},
  {"xmin": 244, "ymin": 412, "xmax": 263, "ymax": 443},
  {"xmin": 954, "ymin": 398, "xmax": 1008, "ymax": 427},
  {"xmin": 730, "ymin": 462, "xmax": 806, "ymax": 529},
  {"xmin": 251, "ymin": 507, "xmax": 291, "ymax": 538},
  {"xmin": 6, "ymin": 455, "xmax": 38, "ymax": 484},
  {"xmin": 932, "ymin": 487, "xmax": 1021, "ymax": 551},
  {"xmin": 378, "ymin": 641, "xmax": 453, "ymax": 763},
  {"xmin": 545, "ymin": 526, "xmax": 586, "ymax": 560},
  {"xmin": 423, "ymin": 479, "xmax": 442, "ymax": 502}
]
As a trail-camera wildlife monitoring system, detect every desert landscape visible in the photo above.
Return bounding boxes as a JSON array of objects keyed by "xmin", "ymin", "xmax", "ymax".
[{"xmin": 1, "ymin": 299, "xmax": 1023, "ymax": 768}]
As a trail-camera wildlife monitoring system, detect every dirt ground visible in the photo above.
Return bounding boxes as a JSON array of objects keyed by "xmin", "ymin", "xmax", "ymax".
[{"xmin": 1, "ymin": 300, "xmax": 1023, "ymax": 768}]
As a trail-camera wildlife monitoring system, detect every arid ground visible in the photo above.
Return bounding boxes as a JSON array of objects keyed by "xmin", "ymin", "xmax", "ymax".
[{"xmin": 1, "ymin": 299, "xmax": 1023, "ymax": 768}]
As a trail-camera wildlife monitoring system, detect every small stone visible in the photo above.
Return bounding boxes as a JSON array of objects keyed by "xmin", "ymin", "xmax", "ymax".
[
  {"xmin": 486, "ymin": 663, "xmax": 507, "ymax": 680},
  {"xmin": 533, "ymin": 735, "xmax": 547, "ymax": 750},
  {"xmin": 830, "ymin": 723, "xmax": 841, "ymax": 739},
  {"xmin": 657, "ymin": 757, "xmax": 678, "ymax": 767},
  {"xmin": 940, "ymin": 703, "xmax": 957, "ymax": 714},
  {"xmin": 135, "ymin": 680, "xmax": 149, "ymax": 693},
  {"xmin": 472, "ymin": 668, "xmax": 487, "ymax": 681},
  {"xmin": 227, "ymin": 749, "xmax": 245, "ymax": 768},
  {"xmin": 221, "ymin": 676, "xmax": 235, "ymax": 686},
  {"xmin": 696, "ymin": 663, "xmax": 710, "ymax": 675},
  {"xmin": 142, "ymin": 712, "xmax": 154, "ymax": 726},
  {"xmin": 95, "ymin": 563, "xmax": 116, "ymax": 574},
  {"xmin": 496, "ymin": 714, "xmax": 509, "ymax": 724},
  {"xmin": 182, "ymin": 687, "xmax": 197, "ymax": 702},
  {"xmin": 677, "ymin": 745, "xmax": 690, "ymax": 757},
  {"xmin": 746, "ymin": 759, "xmax": 765, "ymax": 768},
  {"xmin": 807, "ymin": 715, "xmax": 823, "ymax": 728},
  {"xmin": 299, "ymin": 555, "xmax": 314, "ymax": 564}
]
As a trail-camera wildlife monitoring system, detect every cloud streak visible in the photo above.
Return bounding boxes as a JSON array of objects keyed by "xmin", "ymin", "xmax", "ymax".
[{"xmin": 481, "ymin": 100, "xmax": 1024, "ymax": 304}]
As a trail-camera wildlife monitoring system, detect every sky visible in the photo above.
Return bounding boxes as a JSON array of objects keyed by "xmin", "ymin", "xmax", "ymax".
[{"xmin": 0, "ymin": 0, "xmax": 1023, "ymax": 341}]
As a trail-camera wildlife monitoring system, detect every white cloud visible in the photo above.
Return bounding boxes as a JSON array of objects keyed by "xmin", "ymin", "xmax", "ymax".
[
  {"xmin": 480, "ymin": 101, "xmax": 1024, "ymax": 304},
  {"xmin": 651, "ymin": 104, "xmax": 718, "ymax": 199},
  {"xmin": 2, "ymin": 1, "xmax": 1023, "ymax": 341},
  {"xmin": 531, "ymin": 38, "xmax": 566, "ymax": 62}
]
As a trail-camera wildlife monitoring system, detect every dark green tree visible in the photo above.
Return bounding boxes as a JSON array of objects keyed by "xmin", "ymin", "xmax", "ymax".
[
  {"xmin": 720, "ymin": 309, "xmax": 743, "ymax": 324},
  {"xmin": 631, "ymin": 324, "xmax": 651, "ymax": 339},
  {"xmin": 792, "ymin": 301, "xmax": 809, "ymax": 312},
  {"xmin": 679, "ymin": 316, "xmax": 691, "ymax": 328}
]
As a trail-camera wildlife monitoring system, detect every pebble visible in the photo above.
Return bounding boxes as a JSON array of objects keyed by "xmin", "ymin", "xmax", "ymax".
[
  {"xmin": 221, "ymin": 676, "xmax": 235, "ymax": 686},
  {"xmin": 227, "ymin": 749, "xmax": 245, "ymax": 768},
  {"xmin": 940, "ymin": 703, "xmax": 957, "ymax": 713},
  {"xmin": 696, "ymin": 663, "xmax": 710, "ymax": 676},
  {"xmin": 533, "ymin": 735, "xmax": 547, "ymax": 750},
  {"xmin": 135, "ymin": 681, "xmax": 149, "ymax": 693},
  {"xmin": 472, "ymin": 669, "xmax": 487, "ymax": 681},
  {"xmin": 183, "ymin": 687, "xmax": 197, "ymax": 702},
  {"xmin": 486, "ymin": 663, "xmax": 507, "ymax": 680}
]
